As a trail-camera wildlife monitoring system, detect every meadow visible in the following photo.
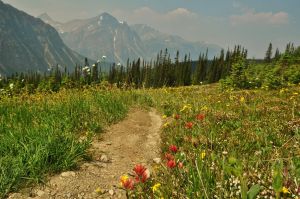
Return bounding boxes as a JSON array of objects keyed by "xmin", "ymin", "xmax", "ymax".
[
  {"xmin": 0, "ymin": 86, "xmax": 152, "ymax": 198},
  {"xmin": 120, "ymin": 84, "xmax": 300, "ymax": 198},
  {"xmin": 0, "ymin": 83, "xmax": 299, "ymax": 198}
]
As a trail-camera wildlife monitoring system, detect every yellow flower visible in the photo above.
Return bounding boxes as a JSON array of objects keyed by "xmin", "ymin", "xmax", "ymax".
[
  {"xmin": 151, "ymin": 183, "xmax": 161, "ymax": 193},
  {"xmin": 163, "ymin": 122, "xmax": 169, "ymax": 128},
  {"xmin": 95, "ymin": 187, "xmax": 103, "ymax": 194},
  {"xmin": 180, "ymin": 104, "xmax": 192, "ymax": 112},
  {"xmin": 240, "ymin": 96, "xmax": 245, "ymax": 103},
  {"xmin": 201, "ymin": 106, "xmax": 208, "ymax": 111},
  {"xmin": 162, "ymin": 115, "xmax": 167, "ymax": 119},
  {"xmin": 201, "ymin": 151, "xmax": 206, "ymax": 159},
  {"xmin": 281, "ymin": 186, "xmax": 290, "ymax": 194},
  {"xmin": 120, "ymin": 175, "xmax": 129, "ymax": 186},
  {"xmin": 293, "ymin": 92, "xmax": 299, "ymax": 95}
]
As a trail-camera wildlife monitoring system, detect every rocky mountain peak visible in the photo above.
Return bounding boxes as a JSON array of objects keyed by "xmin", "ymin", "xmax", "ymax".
[
  {"xmin": 0, "ymin": 2, "xmax": 85, "ymax": 74},
  {"xmin": 39, "ymin": 13, "xmax": 52, "ymax": 21}
]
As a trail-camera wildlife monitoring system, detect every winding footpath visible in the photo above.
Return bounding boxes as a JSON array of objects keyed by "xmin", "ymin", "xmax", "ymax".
[{"xmin": 9, "ymin": 108, "xmax": 162, "ymax": 199}]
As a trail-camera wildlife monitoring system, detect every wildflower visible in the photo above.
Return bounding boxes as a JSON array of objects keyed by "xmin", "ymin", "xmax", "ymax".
[
  {"xmin": 201, "ymin": 151, "xmax": 206, "ymax": 159},
  {"xmin": 162, "ymin": 115, "xmax": 167, "ymax": 119},
  {"xmin": 135, "ymin": 168, "xmax": 150, "ymax": 183},
  {"xmin": 95, "ymin": 187, "xmax": 103, "ymax": 194},
  {"xmin": 174, "ymin": 114, "xmax": 180, "ymax": 120},
  {"xmin": 240, "ymin": 96, "xmax": 245, "ymax": 103},
  {"xmin": 151, "ymin": 183, "xmax": 161, "ymax": 193},
  {"xmin": 167, "ymin": 160, "xmax": 176, "ymax": 168},
  {"xmin": 196, "ymin": 113, "xmax": 205, "ymax": 121},
  {"xmin": 120, "ymin": 176, "xmax": 135, "ymax": 190},
  {"xmin": 201, "ymin": 106, "xmax": 208, "ymax": 111},
  {"xmin": 133, "ymin": 164, "xmax": 147, "ymax": 176},
  {"xmin": 169, "ymin": 145, "xmax": 178, "ymax": 153},
  {"xmin": 163, "ymin": 122, "xmax": 169, "ymax": 128},
  {"xmin": 281, "ymin": 186, "xmax": 290, "ymax": 194},
  {"xmin": 165, "ymin": 153, "xmax": 174, "ymax": 161},
  {"xmin": 180, "ymin": 104, "xmax": 192, "ymax": 112},
  {"xmin": 133, "ymin": 164, "xmax": 150, "ymax": 183},
  {"xmin": 185, "ymin": 122, "xmax": 193, "ymax": 129},
  {"xmin": 178, "ymin": 162, "xmax": 184, "ymax": 169},
  {"xmin": 120, "ymin": 175, "xmax": 129, "ymax": 184},
  {"xmin": 9, "ymin": 83, "xmax": 14, "ymax": 90}
]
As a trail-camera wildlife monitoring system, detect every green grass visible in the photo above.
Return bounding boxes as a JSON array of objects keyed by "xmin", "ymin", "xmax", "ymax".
[
  {"xmin": 0, "ymin": 88, "xmax": 153, "ymax": 198},
  {"xmin": 1, "ymin": 84, "xmax": 299, "ymax": 198},
  {"xmin": 127, "ymin": 84, "xmax": 300, "ymax": 198}
]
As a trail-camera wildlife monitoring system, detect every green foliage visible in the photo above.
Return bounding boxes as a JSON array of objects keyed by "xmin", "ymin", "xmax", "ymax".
[
  {"xmin": 247, "ymin": 184, "xmax": 261, "ymax": 199},
  {"xmin": 272, "ymin": 161, "xmax": 284, "ymax": 197},
  {"xmin": 135, "ymin": 85, "xmax": 300, "ymax": 198},
  {"xmin": 0, "ymin": 88, "xmax": 154, "ymax": 198}
]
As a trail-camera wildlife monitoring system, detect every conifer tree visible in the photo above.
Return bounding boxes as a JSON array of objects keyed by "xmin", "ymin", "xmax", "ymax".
[
  {"xmin": 265, "ymin": 43, "xmax": 273, "ymax": 63},
  {"xmin": 274, "ymin": 48, "xmax": 281, "ymax": 60}
]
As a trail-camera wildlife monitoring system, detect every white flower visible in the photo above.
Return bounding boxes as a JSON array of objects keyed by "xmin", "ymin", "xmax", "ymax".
[
  {"xmin": 9, "ymin": 83, "xmax": 14, "ymax": 89},
  {"xmin": 102, "ymin": 55, "xmax": 106, "ymax": 59},
  {"xmin": 117, "ymin": 63, "xmax": 121, "ymax": 66}
]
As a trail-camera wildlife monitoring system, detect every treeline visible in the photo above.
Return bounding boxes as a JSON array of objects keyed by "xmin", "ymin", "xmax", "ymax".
[
  {"xmin": 222, "ymin": 42, "xmax": 300, "ymax": 89},
  {"xmin": 0, "ymin": 46, "xmax": 247, "ymax": 93},
  {"xmin": 108, "ymin": 46, "xmax": 247, "ymax": 88},
  {"xmin": 0, "ymin": 43, "xmax": 299, "ymax": 94}
]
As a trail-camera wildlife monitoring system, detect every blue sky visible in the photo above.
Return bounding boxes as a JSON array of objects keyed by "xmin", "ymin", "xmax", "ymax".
[{"xmin": 3, "ymin": 0, "xmax": 300, "ymax": 58}]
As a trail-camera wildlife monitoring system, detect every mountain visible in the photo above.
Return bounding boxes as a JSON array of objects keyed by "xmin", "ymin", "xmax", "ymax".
[
  {"xmin": 39, "ymin": 13, "xmax": 221, "ymax": 64},
  {"xmin": 0, "ymin": 1, "xmax": 85, "ymax": 75},
  {"xmin": 40, "ymin": 13, "xmax": 146, "ymax": 64},
  {"xmin": 131, "ymin": 24, "xmax": 220, "ymax": 60}
]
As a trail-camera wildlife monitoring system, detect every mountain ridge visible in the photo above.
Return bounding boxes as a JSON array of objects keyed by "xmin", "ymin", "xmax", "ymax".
[
  {"xmin": 38, "ymin": 12, "xmax": 221, "ymax": 64},
  {"xmin": 0, "ymin": 2, "xmax": 86, "ymax": 75}
]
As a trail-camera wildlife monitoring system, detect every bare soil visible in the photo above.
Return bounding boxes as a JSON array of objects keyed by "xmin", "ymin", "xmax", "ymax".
[{"xmin": 8, "ymin": 108, "xmax": 162, "ymax": 199}]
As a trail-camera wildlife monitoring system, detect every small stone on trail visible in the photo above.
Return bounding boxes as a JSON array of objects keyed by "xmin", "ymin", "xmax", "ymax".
[
  {"xmin": 36, "ymin": 190, "xmax": 45, "ymax": 197},
  {"xmin": 153, "ymin": 157, "xmax": 161, "ymax": 164},
  {"xmin": 100, "ymin": 154, "xmax": 109, "ymax": 162},
  {"xmin": 109, "ymin": 189, "xmax": 114, "ymax": 196},
  {"xmin": 61, "ymin": 171, "xmax": 76, "ymax": 177}
]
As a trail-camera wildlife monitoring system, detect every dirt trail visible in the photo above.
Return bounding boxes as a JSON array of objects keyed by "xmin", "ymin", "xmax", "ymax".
[{"xmin": 9, "ymin": 108, "xmax": 162, "ymax": 199}]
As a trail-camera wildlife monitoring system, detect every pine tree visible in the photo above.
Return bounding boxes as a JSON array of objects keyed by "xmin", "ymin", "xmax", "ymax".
[
  {"xmin": 274, "ymin": 48, "xmax": 281, "ymax": 60},
  {"xmin": 265, "ymin": 43, "xmax": 273, "ymax": 63}
]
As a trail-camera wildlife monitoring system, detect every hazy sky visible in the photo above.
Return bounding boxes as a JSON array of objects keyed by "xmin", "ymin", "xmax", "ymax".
[{"xmin": 3, "ymin": 0, "xmax": 300, "ymax": 58}]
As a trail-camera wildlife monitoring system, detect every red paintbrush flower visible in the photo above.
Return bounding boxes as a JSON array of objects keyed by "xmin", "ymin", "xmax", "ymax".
[
  {"xmin": 196, "ymin": 113, "xmax": 205, "ymax": 121},
  {"xmin": 133, "ymin": 164, "xmax": 147, "ymax": 177},
  {"xmin": 169, "ymin": 145, "xmax": 178, "ymax": 153},
  {"xmin": 135, "ymin": 168, "xmax": 150, "ymax": 183},
  {"xmin": 174, "ymin": 114, "xmax": 180, "ymax": 120},
  {"xmin": 133, "ymin": 164, "xmax": 150, "ymax": 183},
  {"xmin": 166, "ymin": 160, "xmax": 176, "ymax": 168},
  {"xmin": 120, "ymin": 176, "xmax": 135, "ymax": 190},
  {"xmin": 185, "ymin": 122, "xmax": 193, "ymax": 129}
]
